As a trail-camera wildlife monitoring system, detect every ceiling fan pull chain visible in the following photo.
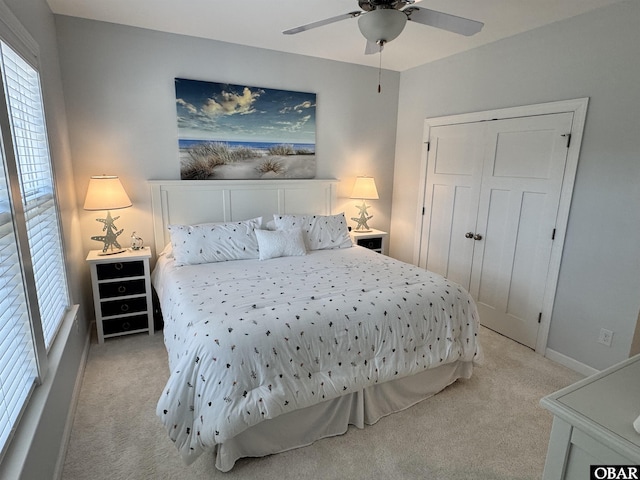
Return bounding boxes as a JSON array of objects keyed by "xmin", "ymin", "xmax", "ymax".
[{"xmin": 378, "ymin": 40, "xmax": 383, "ymax": 93}]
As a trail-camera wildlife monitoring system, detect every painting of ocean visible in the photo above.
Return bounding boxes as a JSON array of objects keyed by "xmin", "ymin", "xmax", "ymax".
[{"xmin": 175, "ymin": 79, "xmax": 316, "ymax": 180}]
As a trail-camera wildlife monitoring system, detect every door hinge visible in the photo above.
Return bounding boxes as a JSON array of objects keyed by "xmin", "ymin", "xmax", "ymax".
[
  {"xmin": 425, "ymin": 141, "xmax": 431, "ymax": 151},
  {"xmin": 551, "ymin": 228, "xmax": 556, "ymax": 240},
  {"xmin": 538, "ymin": 312, "xmax": 542, "ymax": 324},
  {"xmin": 422, "ymin": 206, "xmax": 425, "ymax": 215},
  {"xmin": 561, "ymin": 133, "xmax": 572, "ymax": 148}
]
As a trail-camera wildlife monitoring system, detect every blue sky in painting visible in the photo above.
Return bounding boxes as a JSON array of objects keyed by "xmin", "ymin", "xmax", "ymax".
[{"xmin": 175, "ymin": 78, "xmax": 316, "ymax": 145}]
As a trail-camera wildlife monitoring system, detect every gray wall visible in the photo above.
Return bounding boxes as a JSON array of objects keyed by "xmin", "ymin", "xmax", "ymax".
[
  {"xmin": 0, "ymin": 1, "xmax": 87, "ymax": 479},
  {"xmin": 390, "ymin": 0, "xmax": 640, "ymax": 371},
  {"xmin": 54, "ymin": 16, "xmax": 400, "ymax": 271}
]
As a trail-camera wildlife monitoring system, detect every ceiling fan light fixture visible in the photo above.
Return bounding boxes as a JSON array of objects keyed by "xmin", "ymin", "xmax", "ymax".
[{"xmin": 357, "ymin": 8, "xmax": 407, "ymax": 44}]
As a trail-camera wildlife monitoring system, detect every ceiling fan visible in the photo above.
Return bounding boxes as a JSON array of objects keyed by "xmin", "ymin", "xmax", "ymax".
[{"xmin": 283, "ymin": 0, "xmax": 484, "ymax": 54}]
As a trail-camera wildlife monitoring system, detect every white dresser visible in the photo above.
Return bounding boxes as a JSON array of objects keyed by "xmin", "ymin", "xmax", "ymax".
[{"xmin": 540, "ymin": 354, "xmax": 640, "ymax": 479}]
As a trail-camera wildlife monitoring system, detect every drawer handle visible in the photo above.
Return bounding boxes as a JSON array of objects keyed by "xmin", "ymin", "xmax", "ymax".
[
  {"xmin": 114, "ymin": 262, "xmax": 124, "ymax": 271},
  {"xmin": 117, "ymin": 285, "xmax": 127, "ymax": 294},
  {"xmin": 120, "ymin": 304, "xmax": 130, "ymax": 312},
  {"xmin": 121, "ymin": 321, "xmax": 131, "ymax": 331}
]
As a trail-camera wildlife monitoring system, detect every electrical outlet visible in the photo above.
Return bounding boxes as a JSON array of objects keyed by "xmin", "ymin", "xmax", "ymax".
[{"xmin": 598, "ymin": 328, "xmax": 613, "ymax": 347}]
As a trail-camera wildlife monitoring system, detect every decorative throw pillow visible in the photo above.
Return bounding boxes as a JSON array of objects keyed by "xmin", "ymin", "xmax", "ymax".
[
  {"xmin": 168, "ymin": 217, "xmax": 261, "ymax": 265},
  {"xmin": 255, "ymin": 227, "xmax": 307, "ymax": 260},
  {"xmin": 272, "ymin": 213, "xmax": 353, "ymax": 250}
]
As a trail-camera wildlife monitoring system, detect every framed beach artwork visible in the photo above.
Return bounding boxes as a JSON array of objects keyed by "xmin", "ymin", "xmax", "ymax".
[{"xmin": 175, "ymin": 78, "xmax": 316, "ymax": 180}]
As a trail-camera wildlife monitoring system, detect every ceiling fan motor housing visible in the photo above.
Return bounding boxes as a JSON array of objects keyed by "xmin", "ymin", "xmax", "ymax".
[
  {"xmin": 358, "ymin": 8, "xmax": 407, "ymax": 43},
  {"xmin": 359, "ymin": 0, "xmax": 411, "ymax": 11}
]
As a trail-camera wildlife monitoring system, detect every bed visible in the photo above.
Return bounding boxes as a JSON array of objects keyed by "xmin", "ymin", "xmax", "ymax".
[{"xmin": 149, "ymin": 179, "xmax": 482, "ymax": 472}]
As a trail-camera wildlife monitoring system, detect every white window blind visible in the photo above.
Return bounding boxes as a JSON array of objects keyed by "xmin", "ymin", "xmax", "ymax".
[
  {"xmin": 0, "ymin": 34, "xmax": 70, "ymax": 459},
  {"xmin": 0, "ymin": 42, "xmax": 69, "ymax": 349},
  {"xmin": 0, "ymin": 148, "xmax": 37, "ymax": 455}
]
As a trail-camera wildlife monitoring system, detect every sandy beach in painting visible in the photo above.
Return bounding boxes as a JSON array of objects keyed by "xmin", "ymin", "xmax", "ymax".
[{"xmin": 179, "ymin": 141, "xmax": 316, "ymax": 180}]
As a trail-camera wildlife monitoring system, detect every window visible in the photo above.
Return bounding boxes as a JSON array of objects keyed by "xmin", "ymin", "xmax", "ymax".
[
  {"xmin": 0, "ymin": 139, "xmax": 38, "ymax": 458},
  {"xmin": 1, "ymin": 43, "xmax": 69, "ymax": 348},
  {"xmin": 0, "ymin": 34, "xmax": 70, "ymax": 458}
]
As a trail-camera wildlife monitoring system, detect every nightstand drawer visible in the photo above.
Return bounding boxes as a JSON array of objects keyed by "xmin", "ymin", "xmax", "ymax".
[
  {"xmin": 100, "ymin": 296, "xmax": 148, "ymax": 317},
  {"xmin": 98, "ymin": 278, "xmax": 146, "ymax": 299},
  {"xmin": 102, "ymin": 314, "xmax": 149, "ymax": 335},
  {"xmin": 357, "ymin": 237, "xmax": 382, "ymax": 250},
  {"xmin": 96, "ymin": 260, "xmax": 144, "ymax": 280}
]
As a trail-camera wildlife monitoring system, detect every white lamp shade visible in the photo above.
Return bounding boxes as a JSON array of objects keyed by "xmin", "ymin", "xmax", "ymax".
[
  {"xmin": 358, "ymin": 9, "xmax": 407, "ymax": 44},
  {"xmin": 83, "ymin": 175, "xmax": 132, "ymax": 211},
  {"xmin": 351, "ymin": 176, "xmax": 379, "ymax": 200}
]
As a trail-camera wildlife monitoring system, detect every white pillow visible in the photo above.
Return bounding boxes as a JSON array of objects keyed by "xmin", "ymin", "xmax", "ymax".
[
  {"xmin": 255, "ymin": 227, "xmax": 307, "ymax": 260},
  {"xmin": 159, "ymin": 242, "xmax": 173, "ymax": 258},
  {"xmin": 272, "ymin": 213, "xmax": 353, "ymax": 250},
  {"xmin": 168, "ymin": 218, "xmax": 261, "ymax": 265}
]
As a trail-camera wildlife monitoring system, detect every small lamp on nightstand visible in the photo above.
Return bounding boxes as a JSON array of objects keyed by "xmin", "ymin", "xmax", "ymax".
[
  {"xmin": 350, "ymin": 175, "xmax": 379, "ymax": 232},
  {"xmin": 83, "ymin": 175, "xmax": 132, "ymax": 255}
]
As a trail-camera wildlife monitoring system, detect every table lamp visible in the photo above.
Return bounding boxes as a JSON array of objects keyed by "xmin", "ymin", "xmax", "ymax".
[
  {"xmin": 83, "ymin": 175, "xmax": 132, "ymax": 255},
  {"xmin": 350, "ymin": 176, "xmax": 379, "ymax": 232}
]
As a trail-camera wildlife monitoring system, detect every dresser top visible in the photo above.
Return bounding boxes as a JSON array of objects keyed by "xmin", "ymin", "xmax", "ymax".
[{"xmin": 541, "ymin": 354, "xmax": 640, "ymax": 456}]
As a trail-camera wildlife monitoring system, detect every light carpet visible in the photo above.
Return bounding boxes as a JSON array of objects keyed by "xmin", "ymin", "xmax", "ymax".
[{"xmin": 61, "ymin": 327, "xmax": 582, "ymax": 480}]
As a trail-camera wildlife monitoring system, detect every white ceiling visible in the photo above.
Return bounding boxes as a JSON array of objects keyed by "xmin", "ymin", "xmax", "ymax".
[{"xmin": 46, "ymin": 0, "xmax": 625, "ymax": 71}]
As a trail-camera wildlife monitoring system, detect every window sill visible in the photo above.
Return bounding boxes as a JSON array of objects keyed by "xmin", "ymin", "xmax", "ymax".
[{"xmin": 0, "ymin": 305, "xmax": 87, "ymax": 480}]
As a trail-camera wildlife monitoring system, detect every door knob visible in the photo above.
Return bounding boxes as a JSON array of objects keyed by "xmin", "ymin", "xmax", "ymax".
[
  {"xmin": 465, "ymin": 232, "xmax": 474, "ymax": 239},
  {"xmin": 473, "ymin": 233, "xmax": 483, "ymax": 241}
]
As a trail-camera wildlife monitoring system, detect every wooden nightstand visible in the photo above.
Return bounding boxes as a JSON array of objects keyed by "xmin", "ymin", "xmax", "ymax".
[
  {"xmin": 350, "ymin": 229, "xmax": 388, "ymax": 254},
  {"xmin": 86, "ymin": 248, "xmax": 154, "ymax": 343}
]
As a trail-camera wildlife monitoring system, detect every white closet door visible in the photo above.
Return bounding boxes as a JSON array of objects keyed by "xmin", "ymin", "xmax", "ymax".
[
  {"xmin": 469, "ymin": 112, "xmax": 573, "ymax": 348},
  {"xmin": 417, "ymin": 122, "xmax": 485, "ymax": 289}
]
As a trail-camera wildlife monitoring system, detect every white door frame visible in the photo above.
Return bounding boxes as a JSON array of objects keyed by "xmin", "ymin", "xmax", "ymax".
[{"xmin": 414, "ymin": 98, "xmax": 589, "ymax": 354}]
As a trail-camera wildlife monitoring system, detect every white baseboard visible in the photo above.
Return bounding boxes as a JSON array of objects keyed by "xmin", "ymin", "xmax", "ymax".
[
  {"xmin": 53, "ymin": 328, "xmax": 91, "ymax": 480},
  {"xmin": 545, "ymin": 348, "xmax": 599, "ymax": 377}
]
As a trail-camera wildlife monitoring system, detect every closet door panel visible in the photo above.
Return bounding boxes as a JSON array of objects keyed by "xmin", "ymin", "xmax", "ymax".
[
  {"xmin": 424, "ymin": 184, "xmax": 476, "ymax": 288},
  {"xmin": 474, "ymin": 188, "xmax": 512, "ymax": 310},
  {"xmin": 492, "ymin": 128, "xmax": 557, "ymax": 179},
  {"xmin": 418, "ymin": 123, "xmax": 485, "ymax": 289},
  {"xmin": 474, "ymin": 187, "xmax": 551, "ymax": 347},
  {"xmin": 471, "ymin": 113, "xmax": 573, "ymax": 348},
  {"xmin": 508, "ymin": 191, "xmax": 549, "ymax": 320}
]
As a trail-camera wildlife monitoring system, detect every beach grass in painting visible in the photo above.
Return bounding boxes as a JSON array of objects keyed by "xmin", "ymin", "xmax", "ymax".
[
  {"xmin": 175, "ymin": 79, "xmax": 316, "ymax": 180},
  {"xmin": 179, "ymin": 140, "xmax": 315, "ymax": 180}
]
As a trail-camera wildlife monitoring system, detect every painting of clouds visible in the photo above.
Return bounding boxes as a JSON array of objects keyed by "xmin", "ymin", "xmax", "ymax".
[{"xmin": 175, "ymin": 78, "xmax": 316, "ymax": 180}]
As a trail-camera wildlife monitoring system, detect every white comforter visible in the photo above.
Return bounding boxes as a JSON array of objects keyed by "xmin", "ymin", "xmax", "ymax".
[{"xmin": 153, "ymin": 246, "xmax": 482, "ymax": 464}]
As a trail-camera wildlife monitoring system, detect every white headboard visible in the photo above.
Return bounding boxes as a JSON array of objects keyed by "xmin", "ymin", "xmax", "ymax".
[{"xmin": 149, "ymin": 179, "xmax": 339, "ymax": 253}]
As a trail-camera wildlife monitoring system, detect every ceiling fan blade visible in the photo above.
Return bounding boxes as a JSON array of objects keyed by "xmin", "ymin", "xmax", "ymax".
[
  {"xmin": 283, "ymin": 11, "xmax": 362, "ymax": 35},
  {"xmin": 364, "ymin": 40, "xmax": 383, "ymax": 55},
  {"xmin": 406, "ymin": 7, "xmax": 483, "ymax": 36}
]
